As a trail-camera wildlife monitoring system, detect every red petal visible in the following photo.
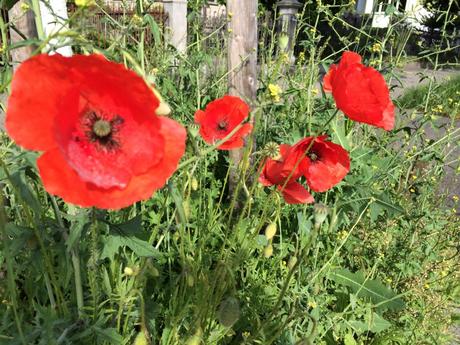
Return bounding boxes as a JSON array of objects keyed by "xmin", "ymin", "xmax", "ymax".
[
  {"xmin": 339, "ymin": 51, "xmax": 362, "ymax": 67},
  {"xmin": 323, "ymin": 65, "xmax": 336, "ymax": 92},
  {"xmin": 217, "ymin": 123, "xmax": 252, "ymax": 150},
  {"xmin": 6, "ymin": 54, "xmax": 73, "ymax": 151},
  {"xmin": 194, "ymin": 110, "xmax": 206, "ymax": 124},
  {"xmin": 38, "ymin": 117, "xmax": 186, "ymax": 209},
  {"xmin": 304, "ymin": 139, "xmax": 350, "ymax": 192},
  {"xmin": 278, "ymin": 182, "xmax": 314, "ymax": 204}
]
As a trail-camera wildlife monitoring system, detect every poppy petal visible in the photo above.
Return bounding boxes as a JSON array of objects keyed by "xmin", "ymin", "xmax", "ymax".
[
  {"xmin": 38, "ymin": 117, "xmax": 186, "ymax": 209},
  {"xmin": 278, "ymin": 182, "xmax": 314, "ymax": 204},
  {"xmin": 6, "ymin": 54, "xmax": 73, "ymax": 151}
]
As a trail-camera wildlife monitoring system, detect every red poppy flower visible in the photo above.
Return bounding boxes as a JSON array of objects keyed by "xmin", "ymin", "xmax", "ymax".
[
  {"xmin": 259, "ymin": 145, "xmax": 314, "ymax": 204},
  {"xmin": 194, "ymin": 95, "xmax": 253, "ymax": 150},
  {"xmin": 323, "ymin": 51, "xmax": 395, "ymax": 131},
  {"xmin": 6, "ymin": 54, "xmax": 186, "ymax": 209},
  {"xmin": 288, "ymin": 136, "xmax": 350, "ymax": 192}
]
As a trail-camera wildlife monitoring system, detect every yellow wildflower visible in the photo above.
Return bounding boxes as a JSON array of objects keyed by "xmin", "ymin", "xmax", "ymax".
[{"xmin": 268, "ymin": 83, "xmax": 282, "ymax": 103}]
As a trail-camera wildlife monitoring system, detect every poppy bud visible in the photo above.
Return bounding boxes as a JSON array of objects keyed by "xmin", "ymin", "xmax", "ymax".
[
  {"xmin": 313, "ymin": 203, "xmax": 328, "ymax": 228},
  {"xmin": 264, "ymin": 244, "xmax": 273, "ymax": 258},
  {"xmin": 264, "ymin": 223, "xmax": 277, "ymax": 240},
  {"xmin": 133, "ymin": 331, "xmax": 148, "ymax": 345},
  {"xmin": 288, "ymin": 256, "xmax": 297, "ymax": 270},
  {"xmin": 185, "ymin": 328, "xmax": 202, "ymax": 345},
  {"xmin": 218, "ymin": 297, "xmax": 240, "ymax": 327},
  {"xmin": 151, "ymin": 86, "xmax": 171, "ymax": 116},
  {"xmin": 124, "ymin": 267, "xmax": 135, "ymax": 276},
  {"xmin": 278, "ymin": 33, "xmax": 289, "ymax": 50},
  {"xmin": 191, "ymin": 177, "xmax": 199, "ymax": 191}
]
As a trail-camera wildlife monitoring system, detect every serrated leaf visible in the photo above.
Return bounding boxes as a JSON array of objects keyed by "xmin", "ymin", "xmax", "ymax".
[
  {"xmin": 101, "ymin": 216, "xmax": 159, "ymax": 259},
  {"xmin": 93, "ymin": 327, "xmax": 123, "ymax": 344},
  {"xmin": 329, "ymin": 269, "xmax": 405, "ymax": 311},
  {"xmin": 344, "ymin": 333, "xmax": 357, "ymax": 345}
]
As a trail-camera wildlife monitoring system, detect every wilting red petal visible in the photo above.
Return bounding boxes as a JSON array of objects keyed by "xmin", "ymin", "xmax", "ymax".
[
  {"xmin": 327, "ymin": 51, "xmax": 395, "ymax": 131},
  {"xmin": 278, "ymin": 182, "xmax": 314, "ymax": 204},
  {"xmin": 195, "ymin": 95, "xmax": 252, "ymax": 150},
  {"xmin": 38, "ymin": 117, "xmax": 185, "ymax": 209},
  {"xmin": 6, "ymin": 54, "xmax": 73, "ymax": 151}
]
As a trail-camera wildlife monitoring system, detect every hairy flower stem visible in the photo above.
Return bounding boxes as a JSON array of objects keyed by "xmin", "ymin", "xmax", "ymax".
[
  {"xmin": 0, "ymin": 197, "xmax": 27, "ymax": 345},
  {"xmin": 88, "ymin": 210, "xmax": 100, "ymax": 318},
  {"xmin": 50, "ymin": 196, "xmax": 84, "ymax": 317}
]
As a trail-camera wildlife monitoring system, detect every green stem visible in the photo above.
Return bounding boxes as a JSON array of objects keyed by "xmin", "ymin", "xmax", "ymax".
[
  {"xmin": 0, "ymin": 193, "xmax": 27, "ymax": 344},
  {"xmin": 50, "ymin": 196, "xmax": 84, "ymax": 317}
]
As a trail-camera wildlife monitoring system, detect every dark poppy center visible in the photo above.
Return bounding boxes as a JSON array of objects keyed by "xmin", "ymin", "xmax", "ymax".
[
  {"xmin": 308, "ymin": 152, "xmax": 319, "ymax": 161},
  {"xmin": 81, "ymin": 110, "xmax": 125, "ymax": 151},
  {"xmin": 217, "ymin": 121, "xmax": 228, "ymax": 131},
  {"xmin": 92, "ymin": 119, "xmax": 112, "ymax": 138}
]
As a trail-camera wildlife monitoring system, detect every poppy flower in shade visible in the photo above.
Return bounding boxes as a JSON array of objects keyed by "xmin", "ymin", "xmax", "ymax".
[
  {"xmin": 6, "ymin": 54, "xmax": 186, "ymax": 209},
  {"xmin": 287, "ymin": 136, "xmax": 350, "ymax": 192},
  {"xmin": 323, "ymin": 51, "xmax": 395, "ymax": 131},
  {"xmin": 194, "ymin": 95, "xmax": 253, "ymax": 150},
  {"xmin": 259, "ymin": 144, "xmax": 314, "ymax": 204}
]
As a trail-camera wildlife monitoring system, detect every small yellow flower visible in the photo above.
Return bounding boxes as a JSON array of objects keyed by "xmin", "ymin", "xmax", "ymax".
[
  {"xmin": 281, "ymin": 53, "xmax": 290, "ymax": 63},
  {"xmin": 424, "ymin": 283, "xmax": 430, "ymax": 289},
  {"xmin": 151, "ymin": 67, "xmax": 159, "ymax": 74},
  {"xmin": 308, "ymin": 300, "xmax": 317, "ymax": 309},
  {"xmin": 412, "ymin": 175, "xmax": 417, "ymax": 180},
  {"xmin": 20, "ymin": 2, "xmax": 30, "ymax": 11},
  {"xmin": 227, "ymin": 11, "xmax": 233, "ymax": 18},
  {"xmin": 75, "ymin": 0, "xmax": 94, "ymax": 7},
  {"xmin": 311, "ymin": 88, "xmax": 319, "ymax": 96},
  {"xmin": 453, "ymin": 195, "xmax": 459, "ymax": 202},
  {"xmin": 371, "ymin": 42, "xmax": 382, "ymax": 53},
  {"xmin": 227, "ymin": 28, "xmax": 233, "ymax": 34},
  {"xmin": 386, "ymin": 277, "xmax": 393, "ymax": 284},
  {"xmin": 409, "ymin": 188, "xmax": 416, "ymax": 193},
  {"xmin": 132, "ymin": 14, "xmax": 143, "ymax": 25},
  {"xmin": 268, "ymin": 83, "xmax": 282, "ymax": 103},
  {"xmin": 298, "ymin": 52, "xmax": 305, "ymax": 63},
  {"xmin": 242, "ymin": 331, "xmax": 250, "ymax": 339}
]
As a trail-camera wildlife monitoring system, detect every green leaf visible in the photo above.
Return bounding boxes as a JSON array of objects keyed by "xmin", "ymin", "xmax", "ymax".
[
  {"xmin": 93, "ymin": 327, "xmax": 123, "ymax": 344},
  {"xmin": 350, "ymin": 313, "xmax": 392, "ymax": 333},
  {"xmin": 9, "ymin": 170, "xmax": 41, "ymax": 214},
  {"xmin": 101, "ymin": 216, "xmax": 159, "ymax": 259},
  {"xmin": 143, "ymin": 14, "xmax": 161, "ymax": 45},
  {"xmin": 344, "ymin": 333, "xmax": 357, "ymax": 345},
  {"xmin": 329, "ymin": 269, "xmax": 405, "ymax": 311}
]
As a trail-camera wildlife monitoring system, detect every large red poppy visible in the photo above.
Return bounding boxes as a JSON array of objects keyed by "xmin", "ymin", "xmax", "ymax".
[
  {"xmin": 259, "ymin": 144, "xmax": 314, "ymax": 204},
  {"xmin": 323, "ymin": 51, "xmax": 395, "ymax": 131},
  {"xmin": 6, "ymin": 54, "xmax": 186, "ymax": 209},
  {"xmin": 287, "ymin": 136, "xmax": 350, "ymax": 192},
  {"xmin": 194, "ymin": 95, "xmax": 253, "ymax": 150}
]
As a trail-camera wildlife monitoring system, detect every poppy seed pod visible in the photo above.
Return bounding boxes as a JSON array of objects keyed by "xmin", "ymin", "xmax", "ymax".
[
  {"xmin": 314, "ymin": 203, "xmax": 329, "ymax": 227},
  {"xmin": 218, "ymin": 297, "xmax": 240, "ymax": 328}
]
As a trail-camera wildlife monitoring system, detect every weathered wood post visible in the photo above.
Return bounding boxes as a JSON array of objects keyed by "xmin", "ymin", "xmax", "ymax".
[
  {"xmin": 227, "ymin": 0, "xmax": 258, "ymax": 193},
  {"xmin": 162, "ymin": 0, "xmax": 188, "ymax": 52}
]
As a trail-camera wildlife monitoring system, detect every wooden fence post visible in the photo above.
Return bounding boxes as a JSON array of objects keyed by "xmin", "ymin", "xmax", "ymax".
[
  {"xmin": 227, "ymin": 0, "xmax": 258, "ymax": 194},
  {"xmin": 162, "ymin": 0, "xmax": 188, "ymax": 52}
]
